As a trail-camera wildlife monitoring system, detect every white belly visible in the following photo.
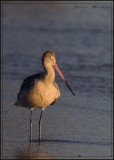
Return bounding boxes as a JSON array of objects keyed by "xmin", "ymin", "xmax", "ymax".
[{"xmin": 17, "ymin": 80, "xmax": 60, "ymax": 110}]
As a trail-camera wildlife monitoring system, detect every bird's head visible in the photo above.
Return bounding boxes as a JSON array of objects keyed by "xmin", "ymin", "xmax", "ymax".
[
  {"xmin": 42, "ymin": 50, "xmax": 75, "ymax": 96},
  {"xmin": 42, "ymin": 50, "xmax": 56, "ymax": 67}
]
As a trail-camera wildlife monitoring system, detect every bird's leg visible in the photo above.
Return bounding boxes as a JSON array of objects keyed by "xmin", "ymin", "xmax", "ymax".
[
  {"xmin": 30, "ymin": 109, "xmax": 33, "ymax": 142},
  {"xmin": 39, "ymin": 109, "xmax": 44, "ymax": 142}
]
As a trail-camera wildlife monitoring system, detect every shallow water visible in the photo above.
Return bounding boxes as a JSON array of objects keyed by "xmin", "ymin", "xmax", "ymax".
[{"xmin": 1, "ymin": 1, "xmax": 113, "ymax": 159}]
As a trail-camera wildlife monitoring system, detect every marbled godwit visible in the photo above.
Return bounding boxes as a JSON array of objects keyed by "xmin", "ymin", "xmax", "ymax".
[{"xmin": 15, "ymin": 50, "xmax": 75, "ymax": 142}]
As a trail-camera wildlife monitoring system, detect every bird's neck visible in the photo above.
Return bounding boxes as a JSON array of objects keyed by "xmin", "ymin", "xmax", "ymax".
[{"xmin": 44, "ymin": 63, "xmax": 55, "ymax": 84}]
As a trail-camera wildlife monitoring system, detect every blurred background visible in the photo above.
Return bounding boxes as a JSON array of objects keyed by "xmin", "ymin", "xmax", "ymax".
[{"xmin": 1, "ymin": 1, "xmax": 113, "ymax": 159}]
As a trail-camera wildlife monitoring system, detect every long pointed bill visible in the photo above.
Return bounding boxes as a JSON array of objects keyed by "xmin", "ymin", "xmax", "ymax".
[{"xmin": 53, "ymin": 64, "xmax": 75, "ymax": 96}]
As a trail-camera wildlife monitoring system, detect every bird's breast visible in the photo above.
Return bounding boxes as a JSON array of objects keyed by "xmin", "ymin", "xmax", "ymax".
[{"xmin": 27, "ymin": 80, "xmax": 60, "ymax": 108}]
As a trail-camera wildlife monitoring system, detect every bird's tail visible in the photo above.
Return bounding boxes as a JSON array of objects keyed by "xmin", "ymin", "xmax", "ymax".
[
  {"xmin": 14, "ymin": 101, "xmax": 20, "ymax": 107},
  {"xmin": 14, "ymin": 102, "xmax": 17, "ymax": 105}
]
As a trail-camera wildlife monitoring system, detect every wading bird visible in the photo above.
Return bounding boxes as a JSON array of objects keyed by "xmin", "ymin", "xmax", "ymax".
[{"xmin": 15, "ymin": 50, "xmax": 75, "ymax": 142}]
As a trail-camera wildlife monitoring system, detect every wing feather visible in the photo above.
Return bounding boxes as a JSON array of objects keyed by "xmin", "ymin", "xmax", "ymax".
[{"xmin": 17, "ymin": 72, "xmax": 45, "ymax": 100}]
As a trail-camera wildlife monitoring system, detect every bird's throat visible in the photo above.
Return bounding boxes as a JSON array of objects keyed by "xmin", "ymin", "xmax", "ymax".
[{"xmin": 44, "ymin": 64, "xmax": 55, "ymax": 84}]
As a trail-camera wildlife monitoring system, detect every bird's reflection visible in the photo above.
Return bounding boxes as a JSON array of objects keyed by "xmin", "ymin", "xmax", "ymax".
[
  {"xmin": 13, "ymin": 138, "xmax": 110, "ymax": 159},
  {"xmin": 14, "ymin": 141, "xmax": 56, "ymax": 159}
]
